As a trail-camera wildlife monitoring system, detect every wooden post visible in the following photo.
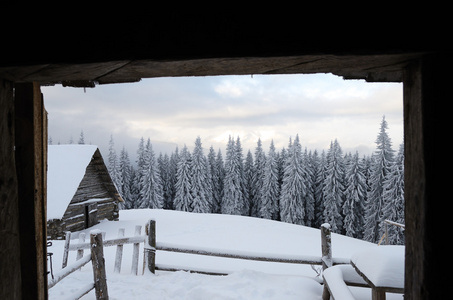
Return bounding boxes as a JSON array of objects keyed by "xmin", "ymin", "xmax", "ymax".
[
  {"xmin": 145, "ymin": 220, "xmax": 156, "ymax": 274},
  {"xmin": 14, "ymin": 82, "xmax": 48, "ymax": 300},
  {"xmin": 321, "ymin": 223, "xmax": 332, "ymax": 300},
  {"xmin": 77, "ymin": 232, "xmax": 86, "ymax": 261},
  {"xmin": 321, "ymin": 223, "xmax": 332, "ymax": 270},
  {"xmin": 0, "ymin": 78, "xmax": 22, "ymax": 299},
  {"xmin": 114, "ymin": 228, "xmax": 125, "ymax": 273},
  {"xmin": 90, "ymin": 231, "xmax": 108, "ymax": 300},
  {"xmin": 131, "ymin": 225, "xmax": 141, "ymax": 275},
  {"xmin": 62, "ymin": 231, "xmax": 71, "ymax": 268}
]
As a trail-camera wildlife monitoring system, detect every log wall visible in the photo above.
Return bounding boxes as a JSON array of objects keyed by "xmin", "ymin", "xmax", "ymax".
[{"xmin": 47, "ymin": 155, "xmax": 119, "ymax": 239}]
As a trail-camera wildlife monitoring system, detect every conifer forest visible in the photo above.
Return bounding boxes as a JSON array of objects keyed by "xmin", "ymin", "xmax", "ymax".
[{"xmin": 98, "ymin": 116, "xmax": 404, "ymax": 245}]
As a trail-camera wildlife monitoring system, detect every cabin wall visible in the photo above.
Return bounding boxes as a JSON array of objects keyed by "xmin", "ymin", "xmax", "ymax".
[{"xmin": 47, "ymin": 159, "xmax": 119, "ymax": 239}]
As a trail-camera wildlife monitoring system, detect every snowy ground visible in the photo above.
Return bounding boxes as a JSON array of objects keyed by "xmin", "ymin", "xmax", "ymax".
[{"xmin": 47, "ymin": 209, "xmax": 403, "ymax": 299}]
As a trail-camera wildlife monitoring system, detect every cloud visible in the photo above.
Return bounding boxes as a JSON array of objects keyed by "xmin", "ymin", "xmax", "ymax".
[{"xmin": 42, "ymin": 73, "xmax": 403, "ymax": 159}]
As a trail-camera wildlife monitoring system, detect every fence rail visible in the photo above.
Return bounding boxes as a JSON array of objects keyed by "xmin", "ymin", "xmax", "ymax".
[
  {"xmin": 378, "ymin": 219, "xmax": 405, "ymax": 246},
  {"xmin": 49, "ymin": 231, "xmax": 108, "ymax": 300},
  {"xmin": 140, "ymin": 220, "xmax": 348, "ymax": 276}
]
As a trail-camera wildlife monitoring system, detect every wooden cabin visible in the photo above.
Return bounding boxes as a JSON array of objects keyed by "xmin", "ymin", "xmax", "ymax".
[{"xmin": 46, "ymin": 145, "xmax": 121, "ymax": 239}]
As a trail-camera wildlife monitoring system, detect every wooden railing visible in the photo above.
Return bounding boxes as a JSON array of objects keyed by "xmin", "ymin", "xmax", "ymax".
[
  {"xmin": 378, "ymin": 219, "xmax": 405, "ymax": 246},
  {"xmin": 48, "ymin": 231, "xmax": 108, "ymax": 300},
  {"xmin": 144, "ymin": 220, "xmax": 348, "ymax": 276}
]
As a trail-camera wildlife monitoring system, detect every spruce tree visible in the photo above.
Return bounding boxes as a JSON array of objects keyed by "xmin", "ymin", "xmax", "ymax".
[
  {"xmin": 260, "ymin": 140, "xmax": 280, "ymax": 220},
  {"xmin": 215, "ymin": 149, "xmax": 225, "ymax": 212},
  {"xmin": 322, "ymin": 139, "xmax": 345, "ymax": 233},
  {"xmin": 343, "ymin": 151, "xmax": 366, "ymax": 238},
  {"xmin": 78, "ymin": 130, "xmax": 85, "ymax": 144},
  {"xmin": 280, "ymin": 135, "xmax": 306, "ymax": 225},
  {"xmin": 108, "ymin": 135, "xmax": 121, "ymax": 191},
  {"xmin": 382, "ymin": 143, "xmax": 405, "ymax": 244},
  {"xmin": 222, "ymin": 136, "xmax": 246, "ymax": 215},
  {"xmin": 168, "ymin": 147, "xmax": 179, "ymax": 208},
  {"xmin": 190, "ymin": 137, "xmax": 213, "ymax": 213},
  {"xmin": 244, "ymin": 150, "xmax": 255, "ymax": 216},
  {"xmin": 139, "ymin": 140, "xmax": 164, "ymax": 209},
  {"xmin": 364, "ymin": 116, "xmax": 395, "ymax": 243},
  {"xmin": 303, "ymin": 149, "xmax": 315, "ymax": 226},
  {"xmin": 251, "ymin": 138, "xmax": 266, "ymax": 217},
  {"xmin": 174, "ymin": 145, "xmax": 193, "ymax": 212},
  {"xmin": 208, "ymin": 146, "xmax": 222, "ymax": 213},
  {"xmin": 158, "ymin": 153, "xmax": 173, "ymax": 209},
  {"xmin": 313, "ymin": 150, "xmax": 326, "ymax": 228},
  {"xmin": 119, "ymin": 146, "xmax": 132, "ymax": 209}
]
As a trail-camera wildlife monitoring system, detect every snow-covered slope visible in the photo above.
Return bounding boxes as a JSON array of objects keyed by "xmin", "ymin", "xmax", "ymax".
[{"xmin": 47, "ymin": 209, "xmax": 386, "ymax": 299}]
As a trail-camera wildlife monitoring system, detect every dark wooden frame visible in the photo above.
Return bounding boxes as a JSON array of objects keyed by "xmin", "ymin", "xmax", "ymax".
[{"xmin": 0, "ymin": 14, "xmax": 450, "ymax": 298}]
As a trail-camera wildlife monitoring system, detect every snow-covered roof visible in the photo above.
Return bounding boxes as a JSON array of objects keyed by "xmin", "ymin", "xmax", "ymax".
[{"xmin": 47, "ymin": 145, "xmax": 98, "ymax": 220}]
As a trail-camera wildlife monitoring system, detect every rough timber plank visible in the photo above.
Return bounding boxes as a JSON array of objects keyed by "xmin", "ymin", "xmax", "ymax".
[
  {"xmin": 0, "ymin": 79, "xmax": 22, "ymax": 299},
  {"xmin": 0, "ymin": 53, "xmax": 422, "ymax": 86},
  {"xmin": 14, "ymin": 82, "xmax": 47, "ymax": 300}
]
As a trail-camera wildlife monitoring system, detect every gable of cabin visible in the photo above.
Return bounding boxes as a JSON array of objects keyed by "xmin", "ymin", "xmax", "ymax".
[{"xmin": 47, "ymin": 149, "xmax": 119, "ymax": 239}]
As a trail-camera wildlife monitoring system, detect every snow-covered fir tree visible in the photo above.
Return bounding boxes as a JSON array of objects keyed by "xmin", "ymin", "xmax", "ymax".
[
  {"xmin": 251, "ymin": 138, "xmax": 266, "ymax": 217},
  {"xmin": 208, "ymin": 146, "xmax": 222, "ymax": 213},
  {"xmin": 78, "ymin": 130, "xmax": 85, "ymax": 144},
  {"xmin": 222, "ymin": 136, "xmax": 246, "ymax": 215},
  {"xmin": 313, "ymin": 150, "xmax": 326, "ymax": 228},
  {"xmin": 243, "ymin": 150, "xmax": 255, "ymax": 216},
  {"xmin": 280, "ymin": 135, "xmax": 306, "ymax": 225},
  {"xmin": 342, "ymin": 151, "xmax": 366, "ymax": 238},
  {"xmin": 118, "ymin": 146, "xmax": 132, "ymax": 209},
  {"xmin": 174, "ymin": 145, "xmax": 193, "ymax": 212},
  {"xmin": 364, "ymin": 116, "xmax": 395, "ymax": 243},
  {"xmin": 381, "ymin": 143, "xmax": 405, "ymax": 244},
  {"xmin": 190, "ymin": 137, "xmax": 213, "ymax": 213},
  {"xmin": 215, "ymin": 149, "xmax": 225, "ymax": 212},
  {"xmin": 260, "ymin": 140, "xmax": 280, "ymax": 220},
  {"xmin": 168, "ymin": 147, "xmax": 179, "ymax": 208},
  {"xmin": 138, "ymin": 140, "xmax": 164, "ymax": 209},
  {"xmin": 108, "ymin": 135, "xmax": 121, "ymax": 192},
  {"xmin": 322, "ymin": 139, "xmax": 345, "ymax": 233},
  {"xmin": 303, "ymin": 149, "xmax": 315, "ymax": 226},
  {"xmin": 158, "ymin": 153, "xmax": 173, "ymax": 209}
]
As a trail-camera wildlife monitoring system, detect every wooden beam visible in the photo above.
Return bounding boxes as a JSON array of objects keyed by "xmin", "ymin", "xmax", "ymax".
[
  {"xmin": 14, "ymin": 82, "xmax": 48, "ymax": 300},
  {"xmin": 0, "ymin": 79, "xmax": 22, "ymax": 299},
  {"xmin": 403, "ymin": 54, "xmax": 450, "ymax": 299}
]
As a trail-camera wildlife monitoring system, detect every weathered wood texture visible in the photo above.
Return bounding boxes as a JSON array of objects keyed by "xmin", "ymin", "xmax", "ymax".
[
  {"xmin": 47, "ymin": 148, "xmax": 120, "ymax": 239},
  {"xmin": 0, "ymin": 54, "xmax": 423, "ymax": 86},
  {"xmin": 0, "ymin": 79, "xmax": 22, "ymax": 299},
  {"xmin": 403, "ymin": 54, "xmax": 450, "ymax": 299},
  {"xmin": 90, "ymin": 232, "xmax": 109, "ymax": 300},
  {"xmin": 321, "ymin": 224, "xmax": 333, "ymax": 300},
  {"xmin": 14, "ymin": 82, "xmax": 48, "ymax": 300}
]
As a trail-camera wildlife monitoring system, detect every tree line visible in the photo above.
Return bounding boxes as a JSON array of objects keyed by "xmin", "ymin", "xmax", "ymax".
[{"xmin": 105, "ymin": 116, "xmax": 404, "ymax": 245}]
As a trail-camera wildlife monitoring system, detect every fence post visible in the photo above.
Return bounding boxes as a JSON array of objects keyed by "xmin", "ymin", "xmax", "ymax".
[
  {"xmin": 321, "ymin": 223, "xmax": 332, "ymax": 300},
  {"xmin": 114, "ymin": 228, "xmax": 125, "ymax": 273},
  {"xmin": 145, "ymin": 220, "xmax": 156, "ymax": 274},
  {"xmin": 131, "ymin": 225, "xmax": 141, "ymax": 275},
  {"xmin": 62, "ymin": 231, "xmax": 71, "ymax": 268},
  {"xmin": 90, "ymin": 231, "xmax": 108, "ymax": 300},
  {"xmin": 76, "ymin": 232, "xmax": 86, "ymax": 261}
]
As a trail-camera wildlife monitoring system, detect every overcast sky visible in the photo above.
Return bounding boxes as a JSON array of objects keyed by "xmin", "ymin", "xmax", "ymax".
[{"xmin": 42, "ymin": 73, "xmax": 403, "ymax": 161}]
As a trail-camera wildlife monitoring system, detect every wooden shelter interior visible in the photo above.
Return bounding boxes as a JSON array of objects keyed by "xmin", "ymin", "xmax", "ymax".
[{"xmin": 0, "ymin": 8, "xmax": 450, "ymax": 299}]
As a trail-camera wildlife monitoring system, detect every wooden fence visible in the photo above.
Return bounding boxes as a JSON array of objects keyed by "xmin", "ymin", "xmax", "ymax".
[
  {"xmin": 62, "ymin": 225, "xmax": 149, "ymax": 275},
  {"xmin": 145, "ymin": 220, "xmax": 347, "ymax": 276},
  {"xmin": 48, "ymin": 231, "xmax": 108, "ymax": 300},
  {"xmin": 378, "ymin": 219, "xmax": 405, "ymax": 246}
]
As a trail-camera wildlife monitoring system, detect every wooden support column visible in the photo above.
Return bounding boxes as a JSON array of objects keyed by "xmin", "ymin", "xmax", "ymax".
[
  {"xmin": 14, "ymin": 82, "xmax": 48, "ymax": 300},
  {"xmin": 403, "ymin": 53, "xmax": 450, "ymax": 299},
  {"xmin": 0, "ymin": 79, "xmax": 22, "ymax": 299}
]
